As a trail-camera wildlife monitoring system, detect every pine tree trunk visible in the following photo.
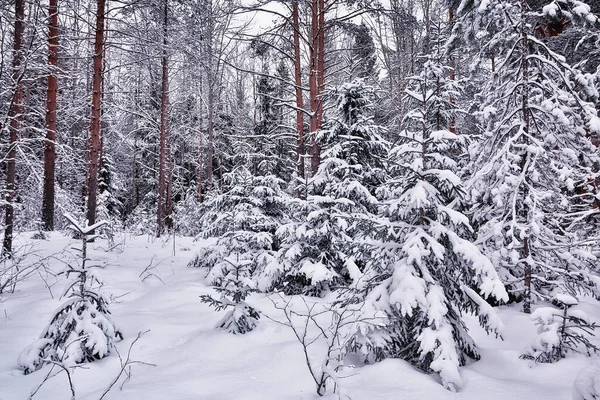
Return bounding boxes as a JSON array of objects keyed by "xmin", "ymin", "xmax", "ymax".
[
  {"xmin": 42, "ymin": 0, "xmax": 59, "ymax": 231},
  {"xmin": 157, "ymin": 0, "xmax": 169, "ymax": 236},
  {"xmin": 292, "ymin": 0, "xmax": 305, "ymax": 184},
  {"xmin": 309, "ymin": 0, "xmax": 324, "ymax": 175},
  {"xmin": 87, "ymin": 0, "xmax": 105, "ymax": 229},
  {"xmin": 2, "ymin": 0, "xmax": 25, "ymax": 256}
]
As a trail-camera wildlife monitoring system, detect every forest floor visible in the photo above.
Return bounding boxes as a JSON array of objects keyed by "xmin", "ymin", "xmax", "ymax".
[{"xmin": 0, "ymin": 232, "xmax": 599, "ymax": 400}]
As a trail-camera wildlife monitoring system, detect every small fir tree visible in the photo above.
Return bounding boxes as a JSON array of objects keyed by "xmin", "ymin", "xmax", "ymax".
[
  {"xmin": 522, "ymin": 294, "xmax": 599, "ymax": 363},
  {"xmin": 200, "ymin": 254, "xmax": 260, "ymax": 334},
  {"xmin": 18, "ymin": 214, "xmax": 122, "ymax": 374},
  {"xmin": 276, "ymin": 80, "xmax": 388, "ymax": 296}
]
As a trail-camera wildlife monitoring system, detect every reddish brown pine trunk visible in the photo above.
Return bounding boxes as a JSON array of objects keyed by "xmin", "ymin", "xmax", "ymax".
[
  {"xmin": 2, "ymin": 0, "xmax": 25, "ymax": 256},
  {"xmin": 86, "ymin": 0, "xmax": 105, "ymax": 228},
  {"xmin": 309, "ymin": 0, "xmax": 324, "ymax": 175},
  {"xmin": 42, "ymin": 0, "xmax": 59, "ymax": 231},
  {"xmin": 157, "ymin": 0, "xmax": 169, "ymax": 236},
  {"xmin": 292, "ymin": 0, "xmax": 305, "ymax": 182}
]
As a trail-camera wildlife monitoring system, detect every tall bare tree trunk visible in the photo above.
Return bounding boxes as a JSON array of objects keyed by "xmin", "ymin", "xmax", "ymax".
[
  {"xmin": 292, "ymin": 0, "xmax": 305, "ymax": 183},
  {"xmin": 42, "ymin": 0, "xmax": 59, "ymax": 231},
  {"xmin": 157, "ymin": 0, "xmax": 169, "ymax": 236},
  {"xmin": 86, "ymin": 0, "xmax": 105, "ymax": 228},
  {"xmin": 166, "ymin": 141, "xmax": 173, "ymax": 231},
  {"xmin": 520, "ymin": 0, "xmax": 532, "ymax": 314},
  {"xmin": 197, "ymin": 72, "xmax": 204, "ymax": 201},
  {"xmin": 2, "ymin": 0, "xmax": 25, "ymax": 256},
  {"xmin": 205, "ymin": 0, "xmax": 215, "ymax": 188},
  {"xmin": 315, "ymin": 0, "xmax": 324, "ymax": 171},
  {"xmin": 309, "ymin": 0, "xmax": 324, "ymax": 175}
]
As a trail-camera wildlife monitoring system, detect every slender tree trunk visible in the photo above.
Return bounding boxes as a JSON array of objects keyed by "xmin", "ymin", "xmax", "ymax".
[
  {"xmin": 205, "ymin": 0, "xmax": 215, "ymax": 188},
  {"xmin": 520, "ymin": 0, "xmax": 532, "ymax": 314},
  {"xmin": 309, "ymin": 0, "xmax": 324, "ymax": 175},
  {"xmin": 315, "ymin": 0, "xmax": 324, "ymax": 170},
  {"xmin": 292, "ymin": 0, "xmax": 305, "ymax": 184},
  {"xmin": 86, "ymin": 0, "xmax": 105, "ymax": 228},
  {"xmin": 166, "ymin": 141, "xmax": 173, "ymax": 231},
  {"xmin": 198, "ymin": 72, "xmax": 204, "ymax": 201},
  {"xmin": 42, "ymin": 0, "xmax": 59, "ymax": 231},
  {"xmin": 207, "ymin": 76, "xmax": 214, "ymax": 187},
  {"xmin": 2, "ymin": 0, "xmax": 25, "ymax": 256},
  {"xmin": 157, "ymin": 0, "xmax": 169, "ymax": 236}
]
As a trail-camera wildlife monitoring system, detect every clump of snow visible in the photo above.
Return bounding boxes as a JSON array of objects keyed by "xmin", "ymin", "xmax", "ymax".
[{"xmin": 555, "ymin": 293, "xmax": 578, "ymax": 306}]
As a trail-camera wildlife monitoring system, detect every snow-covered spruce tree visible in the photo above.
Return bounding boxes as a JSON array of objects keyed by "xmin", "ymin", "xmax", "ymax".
[
  {"xmin": 97, "ymin": 154, "xmax": 125, "ymax": 243},
  {"xmin": 522, "ymin": 294, "xmax": 599, "ymax": 363},
  {"xmin": 345, "ymin": 54, "xmax": 509, "ymax": 391},
  {"xmin": 188, "ymin": 167, "xmax": 294, "ymax": 291},
  {"xmin": 18, "ymin": 215, "xmax": 122, "ymax": 374},
  {"xmin": 459, "ymin": 0, "xmax": 600, "ymax": 313},
  {"xmin": 276, "ymin": 80, "xmax": 388, "ymax": 296},
  {"xmin": 200, "ymin": 254, "xmax": 260, "ymax": 334}
]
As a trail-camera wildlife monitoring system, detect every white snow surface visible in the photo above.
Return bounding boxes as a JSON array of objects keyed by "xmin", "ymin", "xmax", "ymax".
[{"xmin": 1, "ymin": 232, "xmax": 600, "ymax": 399}]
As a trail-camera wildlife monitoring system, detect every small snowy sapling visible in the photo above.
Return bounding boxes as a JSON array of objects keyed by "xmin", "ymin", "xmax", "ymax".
[
  {"xmin": 18, "ymin": 214, "xmax": 122, "ymax": 374},
  {"xmin": 200, "ymin": 254, "xmax": 260, "ymax": 334},
  {"xmin": 522, "ymin": 294, "xmax": 599, "ymax": 363}
]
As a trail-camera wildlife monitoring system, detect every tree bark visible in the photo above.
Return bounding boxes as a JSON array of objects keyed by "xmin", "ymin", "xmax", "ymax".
[
  {"xmin": 292, "ymin": 0, "xmax": 305, "ymax": 184},
  {"xmin": 86, "ymin": 0, "xmax": 106, "ymax": 228},
  {"xmin": 157, "ymin": 0, "xmax": 169, "ymax": 236},
  {"xmin": 309, "ymin": 0, "xmax": 324, "ymax": 175},
  {"xmin": 42, "ymin": 0, "xmax": 59, "ymax": 231},
  {"xmin": 3, "ymin": 0, "xmax": 25, "ymax": 256}
]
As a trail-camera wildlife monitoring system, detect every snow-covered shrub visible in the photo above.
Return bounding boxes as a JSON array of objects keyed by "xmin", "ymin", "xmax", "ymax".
[
  {"xmin": 18, "ymin": 215, "xmax": 122, "ymax": 374},
  {"xmin": 276, "ymin": 79, "xmax": 388, "ymax": 296},
  {"xmin": 344, "ymin": 54, "xmax": 508, "ymax": 391},
  {"xmin": 270, "ymin": 295, "xmax": 372, "ymax": 396},
  {"xmin": 188, "ymin": 167, "xmax": 294, "ymax": 291},
  {"xmin": 200, "ymin": 254, "xmax": 260, "ymax": 334},
  {"xmin": 522, "ymin": 294, "xmax": 599, "ymax": 363}
]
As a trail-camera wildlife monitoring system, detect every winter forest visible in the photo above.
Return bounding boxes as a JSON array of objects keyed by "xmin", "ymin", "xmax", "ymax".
[{"xmin": 1, "ymin": 0, "xmax": 600, "ymax": 398}]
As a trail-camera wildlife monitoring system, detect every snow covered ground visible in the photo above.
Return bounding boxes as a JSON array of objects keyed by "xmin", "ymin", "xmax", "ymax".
[{"xmin": 1, "ymin": 232, "xmax": 599, "ymax": 400}]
